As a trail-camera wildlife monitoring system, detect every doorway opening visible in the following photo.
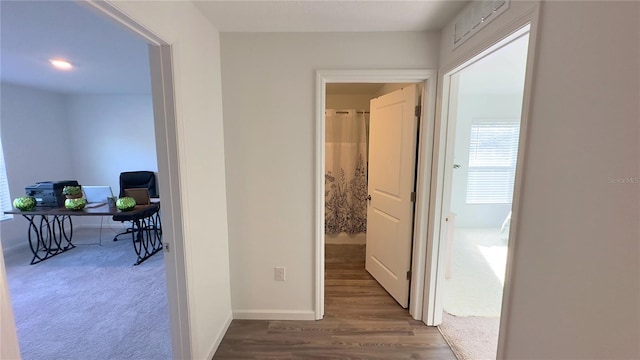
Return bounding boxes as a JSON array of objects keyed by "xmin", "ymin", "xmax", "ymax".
[
  {"xmin": 435, "ymin": 26, "xmax": 531, "ymax": 360},
  {"xmin": 0, "ymin": 1, "xmax": 189, "ymax": 359},
  {"xmin": 315, "ymin": 70, "xmax": 438, "ymax": 321},
  {"xmin": 324, "ymin": 83, "xmax": 418, "ymax": 315}
]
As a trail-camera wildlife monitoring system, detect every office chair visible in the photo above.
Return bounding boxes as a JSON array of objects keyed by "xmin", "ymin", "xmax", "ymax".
[
  {"xmin": 118, "ymin": 171, "xmax": 158, "ymax": 198},
  {"xmin": 113, "ymin": 171, "xmax": 159, "ymax": 241}
]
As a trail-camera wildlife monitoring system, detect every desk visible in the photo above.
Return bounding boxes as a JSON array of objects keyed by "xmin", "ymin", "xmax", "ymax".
[{"xmin": 5, "ymin": 203, "xmax": 162, "ymax": 265}]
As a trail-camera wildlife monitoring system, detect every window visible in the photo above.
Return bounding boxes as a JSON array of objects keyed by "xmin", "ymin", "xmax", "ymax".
[
  {"xmin": 0, "ymin": 138, "xmax": 13, "ymax": 221},
  {"xmin": 466, "ymin": 119, "xmax": 520, "ymax": 204}
]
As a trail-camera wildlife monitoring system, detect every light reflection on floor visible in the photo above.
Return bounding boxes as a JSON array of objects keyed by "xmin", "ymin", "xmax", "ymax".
[
  {"xmin": 443, "ymin": 227, "xmax": 508, "ymax": 317},
  {"xmin": 478, "ymin": 245, "xmax": 507, "ymax": 285}
]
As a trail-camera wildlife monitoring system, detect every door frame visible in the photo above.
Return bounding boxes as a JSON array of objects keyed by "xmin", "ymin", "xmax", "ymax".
[
  {"xmin": 315, "ymin": 70, "xmax": 437, "ymax": 320},
  {"xmin": 423, "ymin": 5, "xmax": 541, "ymax": 356},
  {"xmin": 85, "ymin": 2, "xmax": 191, "ymax": 359}
]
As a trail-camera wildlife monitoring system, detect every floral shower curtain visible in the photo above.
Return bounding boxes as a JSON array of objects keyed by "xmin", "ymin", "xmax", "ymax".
[{"xmin": 325, "ymin": 109, "xmax": 368, "ymax": 235}]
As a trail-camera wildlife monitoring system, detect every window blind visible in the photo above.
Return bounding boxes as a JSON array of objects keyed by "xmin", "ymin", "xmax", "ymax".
[
  {"xmin": 0, "ymin": 138, "xmax": 13, "ymax": 221},
  {"xmin": 466, "ymin": 120, "xmax": 520, "ymax": 204}
]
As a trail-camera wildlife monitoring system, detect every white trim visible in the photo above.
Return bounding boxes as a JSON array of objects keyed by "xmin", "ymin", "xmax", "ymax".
[
  {"xmin": 206, "ymin": 313, "xmax": 233, "ymax": 360},
  {"xmin": 496, "ymin": 6, "xmax": 542, "ymax": 359},
  {"xmin": 422, "ymin": 72, "xmax": 455, "ymax": 326},
  {"xmin": 148, "ymin": 44, "xmax": 192, "ymax": 360},
  {"xmin": 423, "ymin": 4, "xmax": 542, "ymax": 356},
  {"xmin": 315, "ymin": 69, "xmax": 438, "ymax": 321},
  {"xmin": 83, "ymin": 1, "xmax": 164, "ymax": 46},
  {"xmin": 82, "ymin": 2, "xmax": 191, "ymax": 359},
  {"xmin": 233, "ymin": 310, "xmax": 316, "ymax": 321}
]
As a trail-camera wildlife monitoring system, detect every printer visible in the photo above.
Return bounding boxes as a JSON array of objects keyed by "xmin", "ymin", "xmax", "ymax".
[{"xmin": 25, "ymin": 180, "xmax": 79, "ymax": 207}]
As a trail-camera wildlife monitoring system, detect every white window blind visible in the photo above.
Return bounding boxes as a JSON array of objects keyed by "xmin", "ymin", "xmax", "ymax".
[
  {"xmin": 466, "ymin": 119, "xmax": 520, "ymax": 204},
  {"xmin": 0, "ymin": 137, "xmax": 13, "ymax": 221}
]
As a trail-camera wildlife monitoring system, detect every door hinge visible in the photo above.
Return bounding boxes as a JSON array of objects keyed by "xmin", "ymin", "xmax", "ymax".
[
  {"xmin": 407, "ymin": 270, "xmax": 412, "ymax": 280},
  {"xmin": 164, "ymin": 243, "xmax": 170, "ymax": 253},
  {"xmin": 415, "ymin": 105, "xmax": 421, "ymax": 117},
  {"xmin": 410, "ymin": 192, "xmax": 416, "ymax": 202}
]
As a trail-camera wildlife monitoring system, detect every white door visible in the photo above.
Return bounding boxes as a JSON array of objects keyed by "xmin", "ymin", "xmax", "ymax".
[{"xmin": 366, "ymin": 84, "xmax": 419, "ymax": 308}]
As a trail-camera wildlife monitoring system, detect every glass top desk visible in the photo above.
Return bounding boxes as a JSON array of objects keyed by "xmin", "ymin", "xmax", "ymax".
[{"xmin": 5, "ymin": 203, "xmax": 162, "ymax": 265}]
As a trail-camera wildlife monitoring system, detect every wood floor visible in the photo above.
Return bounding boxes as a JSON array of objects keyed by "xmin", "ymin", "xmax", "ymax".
[{"xmin": 214, "ymin": 244, "xmax": 455, "ymax": 359}]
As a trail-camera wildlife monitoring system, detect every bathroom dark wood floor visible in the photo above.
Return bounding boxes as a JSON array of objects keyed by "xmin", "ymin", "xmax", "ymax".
[{"xmin": 213, "ymin": 244, "xmax": 455, "ymax": 359}]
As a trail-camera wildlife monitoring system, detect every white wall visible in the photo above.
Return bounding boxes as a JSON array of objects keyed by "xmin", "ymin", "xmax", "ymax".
[
  {"xmin": 104, "ymin": 2, "xmax": 232, "ymax": 359},
  {"xmin": 220, "ymin": 31, "xmax": 440, "ymax": 318},
  {"xmin": 66, "ymin": 94, "xmax": 157, "ymax": 193},
  {"xmin": 440, "ymin": 1, "xmax": 640, "ymax": 358},
  {"xmin": 0, "ymin": 83, "xmax": 75, "ymax": 251},
  {"xmin": 450, "ymin": 93, "xmax": 522, "ymax": 228}
]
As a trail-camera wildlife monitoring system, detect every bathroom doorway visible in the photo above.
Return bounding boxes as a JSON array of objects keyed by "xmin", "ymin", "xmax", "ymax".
[
  {"xmin": 324, "ymin": 82, "xmax": 420, "ymax": 319},
  {"xmin": 315, "ymin": 70, "xmax": 439, "ymax": 320}
]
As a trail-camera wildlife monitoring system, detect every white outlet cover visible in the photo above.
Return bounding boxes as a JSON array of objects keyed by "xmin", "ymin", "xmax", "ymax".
[{"xmin": 275, "ymin": 266, "xmax": 285, "ymax": 281}]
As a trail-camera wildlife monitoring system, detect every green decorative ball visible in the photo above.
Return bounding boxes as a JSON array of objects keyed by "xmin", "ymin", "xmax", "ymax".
[
  {"xmin": 65, "ymin": 198, "xmax": 87, "ymax": 211},
  {"xmin": 62, "ymin": 185, "xmax": 82, "ymax": 196},
  {"xmin": 13, "ymin": 197, "xmax": 36, "ymax": 211},
  {"xmin": 116, "ymin": 197, "xmax": 136, "ymax": 211}
]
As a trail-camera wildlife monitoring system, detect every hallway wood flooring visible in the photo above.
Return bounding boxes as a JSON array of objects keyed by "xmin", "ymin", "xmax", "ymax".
[{"xmin": 214, "ymin": 244, "xmax": 455, "ymax": 359}]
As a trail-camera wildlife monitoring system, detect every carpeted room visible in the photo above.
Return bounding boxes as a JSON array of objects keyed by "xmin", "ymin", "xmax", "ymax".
[
  {"xmin": 0, "ymin": 2, "xmax": 169, "ymax": 358},
  {"xmin": 3, "ymin": 228, "xmax": 171, "ymax": 359}
]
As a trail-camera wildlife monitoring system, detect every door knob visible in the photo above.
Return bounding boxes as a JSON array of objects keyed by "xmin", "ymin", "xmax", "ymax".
[{"xmin": 366, "ymin": 195, "xmax": 372, "ymax": 201}]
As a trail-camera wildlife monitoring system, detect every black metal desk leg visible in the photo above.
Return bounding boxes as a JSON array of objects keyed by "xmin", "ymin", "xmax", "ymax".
[
  {"xmin": 24, "ymin": 215, "xmax": 75, "ymax": 265},
  {"xmin": 128, "ymin": 215, "xmax": 163, "ymax": 266}
]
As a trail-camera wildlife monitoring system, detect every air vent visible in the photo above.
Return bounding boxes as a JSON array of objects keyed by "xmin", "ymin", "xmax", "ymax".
[{"xmin": 453, "ymin": 0, "xmax": 510, "ymax": 49}]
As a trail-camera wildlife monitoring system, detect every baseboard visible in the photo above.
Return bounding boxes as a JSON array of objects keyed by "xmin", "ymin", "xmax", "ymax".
[
  {"xmin": 232, "ymin": 309, "xmax": 316, "ymax": 321},
  {"xmin": 206, "ymin": 312, "xmax": 233, "ymax": 360}
]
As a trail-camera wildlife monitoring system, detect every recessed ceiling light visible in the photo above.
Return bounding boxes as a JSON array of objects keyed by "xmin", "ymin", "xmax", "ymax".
[{"xmin": 49, "ymin": 59, "xmax": 73, "ymax": 70}]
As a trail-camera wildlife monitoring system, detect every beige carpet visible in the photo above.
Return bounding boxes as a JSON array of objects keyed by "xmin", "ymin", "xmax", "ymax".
[
  {"xmin": 443, "ymin": 228, "xmax": 507, "ymax": 317},
  {"xmin": 441, "ymin": 228, "xmax": 506, "ymax": 359},
  {"xmin": 439, "ymin": 312, "xmax": 500, "ymax": 360}
]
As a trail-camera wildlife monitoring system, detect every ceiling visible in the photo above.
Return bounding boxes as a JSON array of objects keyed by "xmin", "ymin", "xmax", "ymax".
[
  {"xmin": 0, "ymin": 1, "xmax": 151, "ymax": 95},
  {"xmin": 193, "ymin": 1, "xmax": 468, "ymax": 33},
  {"xmin": 0, "ymin": 1, "xmax": 469, "ymax": 95}
]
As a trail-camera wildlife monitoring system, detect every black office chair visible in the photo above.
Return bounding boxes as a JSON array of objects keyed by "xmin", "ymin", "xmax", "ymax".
[
  {"xmin": 113, "ymin": 171, "xmax": 159, "ymax": 241},
  {"xmin": 118, "ymin": 171, "xmax": 158, "ymax": 198}
]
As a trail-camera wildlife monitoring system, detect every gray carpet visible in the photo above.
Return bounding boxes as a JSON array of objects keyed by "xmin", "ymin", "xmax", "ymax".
[{"xmin": 3, "ymin": 227, "xmax": 171, "ymax": 360}]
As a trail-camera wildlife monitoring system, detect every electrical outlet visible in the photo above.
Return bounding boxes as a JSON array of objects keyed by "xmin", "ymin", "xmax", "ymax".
[{"xmin": 275, "ymin": 266, "xmax": 285, "ymax": 281}]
